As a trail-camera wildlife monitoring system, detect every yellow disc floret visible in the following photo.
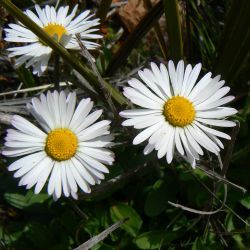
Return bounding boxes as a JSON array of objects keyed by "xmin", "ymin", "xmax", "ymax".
[
  {"xmin": 45, "ymin": 128, "xmax": 78, "ymax": 161},
  {"xmin": 163, "ymin": 96, "xmax": 195, "ymax": 127},
  {"xmin": 43, "ymin": 23, "xmax": 67, "ymax": 41}
]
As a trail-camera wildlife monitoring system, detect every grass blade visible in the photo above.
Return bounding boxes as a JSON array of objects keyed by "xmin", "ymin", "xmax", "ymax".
[
  {"xmin": 163, "ymin": 0, "xmax": 183, "ymax": 62},
  {"xmin": 0, "ymin": 0, "xmax": 126, "ymax": 105},
  {"xmin": 214, "ymin": 0, "xmax": 250, "ymax": 84},
  {"xmin": 105, "ymin": 1, "xmax": 164, "ymax": 76}
]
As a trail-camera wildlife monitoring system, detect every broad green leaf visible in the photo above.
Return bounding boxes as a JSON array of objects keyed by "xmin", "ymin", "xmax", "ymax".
[
  {"xmin": 191, "ymin": 237, "xmax": 204, "ymax": 250},
  {"xmin": 25, "ymin": 222, "xmax": 54, "ymax": 249},
  {"xmin": 144, "ymin": 175, "xmax": 177, "ymax": 217},
  {"xmin": 110, "ymin": 203, "xmax": 142, "ymax": 237},
  {"xmin": 240, "ymin": 195, "xmax": 250, "ymax": 209},
  {"xmin": 225, "ymin": 213, "xmax": 246, "ymax": 249},
  {"xmin": 4, "ymin": 190, "xmax": 49, "ymax": 209},
  {"xmin": 92, "ymin": 243, "xmax": 115, "ymax": 250},
  {"xmin": 135, "ymin": 231, "xmax": 165, "ymax": 249},
  {"xmin": 135, "ymin": 230, "xmax": 180, "ymax": 249}
]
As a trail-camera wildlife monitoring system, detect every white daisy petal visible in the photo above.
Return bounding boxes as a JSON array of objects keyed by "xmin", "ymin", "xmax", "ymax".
[
  {"xmin": 120, "ymin": 60, "xmax": 237, "ymax": 168},
  {"xmin": 143, "ymin": 143, "xmax": 155, "ymax": 155},
  {"xmin": 2, "ymin": 91, "xmax": 114, "ymax": 200},
  {"xmin": 11, "ymin": 115, "xmax": 46, "ymax": 138},
  {"xmin": 159, "ymin": 63, "xmax": 172, "ymax": 97},
  {"xmin": 120, "ymin": 109, "xmax": 160, "ymax": 118},
  {"xmin": 133, "ymin": 121, "xmax": 165, "ymax": 145},
  {"xmin": 5, "ymin": 4, "xmax": 101, "ymax": 75},
  {"xmin": 34, "ymin": 159, "xmax": 54, "ymax": 194},
  {"xmin": 74, "ymin": 110, "xmax": 103, "ymax": 134},
  {"xmin": 128, "ymin": 78, "xmax": 164, "ymax": 104},
  {"xmin": 47, "ymin": 163, "xmax": 59, "ymax": 195},
  {"xmin": 196, "ymin": 107, "xmax": 237, "ymax": 119},
  {"xmin": 168, "ymin": 60, "xmax": 178, "ymax": 95},
  {"xmin": 175, "ymin": 128, "xmax": 184, "ymax": 155},
  {"xmin": 195, "ymin": 87, "xmax": 231, "ymax": 109},
  {"xmin": 188, "ymin": 124, "xmax": 220, "ymax": 154},
  {"xmin": 73, "ymin": 156, "xmax": 96, "ymax": 185},
  {"xmin": 184, "ymin": 127, "xmax": 203, "ymax": 155},
  {"xmin": 194, "ymin": 121, "xmax": 231, "ymax": 140},
  {"xmin": 184, "ymin": 63, "xmax": 202, "ymax": 96},
  {"xmin": 70, "ymin": 159, "xmax": 91, "ymax": 193},
  {"xmin": 188, "ymin": 72, "xmax": 212, "ymax": 101},
  {"xmin": 180, "ymin": 64, "xmax": 192, "ymax": 95},
  {"xmin": 65, "ymin": 160, "xmax": 78, "ymax": 193},
  {"xmin": 138, "ymin": 69, "xmax": 166, "ymax": 100},
  {"xmin": 196, "ymin": 118, "xmax": 236, "ymax": 127}
]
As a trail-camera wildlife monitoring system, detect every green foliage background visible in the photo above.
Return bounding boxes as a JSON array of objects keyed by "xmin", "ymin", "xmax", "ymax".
[{"xmin": 0, "ymin": 0, "xmax": 249, "ymax": 249}]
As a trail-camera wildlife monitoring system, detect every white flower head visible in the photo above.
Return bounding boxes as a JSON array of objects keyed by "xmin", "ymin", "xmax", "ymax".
[
  {"xmin": 2, "ymin": 91, "xmax": 114, "ymax": 200},
  {"xmin": 5, "ymin": 5, "xmax": 102, "ymax": 76},
  {"xmin": 120, "ymin": 60, "xmax": 237, "ymax": 167}
]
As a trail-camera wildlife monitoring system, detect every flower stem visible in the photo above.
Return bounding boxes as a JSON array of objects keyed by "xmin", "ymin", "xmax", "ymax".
[{"xmin": 0, "ymin": 0, "xmax": 126, "ymax": 105}]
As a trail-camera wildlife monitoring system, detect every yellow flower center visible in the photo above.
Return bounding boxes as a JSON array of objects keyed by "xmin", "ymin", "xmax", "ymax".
[
  {"xmin": 163, "ymin": 96, "xmax": 195, "ymax": 127},
  {"xmin": 45, "ymin": 128, "xmax": 78, "ymax": 161},
  {"xmin": 43, "ymin": 23, "xmax": 67, "ymax": 41}
]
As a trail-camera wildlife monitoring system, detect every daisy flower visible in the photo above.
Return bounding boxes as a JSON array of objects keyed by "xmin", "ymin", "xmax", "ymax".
[
  {"xmin": 2, "ymin": 91, "xmax": 114, "ymax": 200},
  {"xmin": 4, "ymin": 4, "xmax": 102, "ymax": 76},
  {"xmin": 120, "ymin": 60, "xmax": 237, "ymax": 167}
]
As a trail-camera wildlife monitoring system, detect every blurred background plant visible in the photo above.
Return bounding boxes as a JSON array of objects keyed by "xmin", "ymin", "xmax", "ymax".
[{"xmin": 0, "ymin": 0, "xmax": 249, "ymax": 249}]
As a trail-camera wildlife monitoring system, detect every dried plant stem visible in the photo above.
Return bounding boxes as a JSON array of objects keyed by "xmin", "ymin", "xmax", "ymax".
[
  {"xmin": 0, "ymin": 82, "xmax": 73, "ymax": 97},
  {"xmin": 196, "ymin": 165, "xmax": 246, "ymax": 193},
  {"xmin": 75, "ymin": 33, "xmax": 120, "ymax": 121},
  {"xmin": 144, "ymin": 0, "xmax": 168, "ymax": 59},
  {"xmin": 168, "ymin": 183, "xmax": 227, "ymax": 215},
  {"xmin": 74, "ymin": 220, "xmax": 125, "ymax": 250},
  {"xmin": 69, "ymin": 198, "xmax": 88, "ymax": 221},
  {"xmin": 189, "ymin": 167, "xmax": 249, "ymax": 226},
  {"xmin": 0, "ymin": 112, "xmax": 12, "ymax": 125},
  {"xmin": 0, "ymin": 0, "xmax": 126, "ymax": 105}
]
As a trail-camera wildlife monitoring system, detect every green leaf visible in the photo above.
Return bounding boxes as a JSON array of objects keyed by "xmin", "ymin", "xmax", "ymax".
[
  {"xmin": 4, "ymin": 190, "xmax": 49, "ymax": 209},
  {"xmin": 163, "ymin": 0, "xmax": 183, "ymax": 61},
  {"xmin": 192, "ymin": 237, "xmax": 204, "ymax": 250},
  {"xmin": 110, "ymin": 203, "xmax": 142, "ymax": 237},
  {"xmin": 16, "ymin": 66, "xmax": 36, "ymax": 88},
  {"xmin": 240, "ymin": 195, "xmax": 250, "ymax": 209},
  {"xmin": 135, "ymin": 230, "xmax": 180, "ymax": 249},
  {"xmin": 25, "ymin": 222, "xmax": 54, "ymax": 249},
  {"xmin": 135, "ymin": 231, "xmax": 165, "ymax": 249},
  {"xmin": 144, "ymin": 175, "xmax": 177, "ymax": 217},
  {"xmin": 92, "ymin": 243, "xmax": 115, "ymax": 250}
]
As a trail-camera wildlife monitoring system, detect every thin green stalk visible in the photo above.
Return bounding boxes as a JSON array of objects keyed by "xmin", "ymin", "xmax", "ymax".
[
  {"xmin": 0, "ymin": 0, "xmax": 126, "ymax": 105},
  {"xmin": 163, "ymin": 0, "xmax": 183, "ymax": 62}
]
